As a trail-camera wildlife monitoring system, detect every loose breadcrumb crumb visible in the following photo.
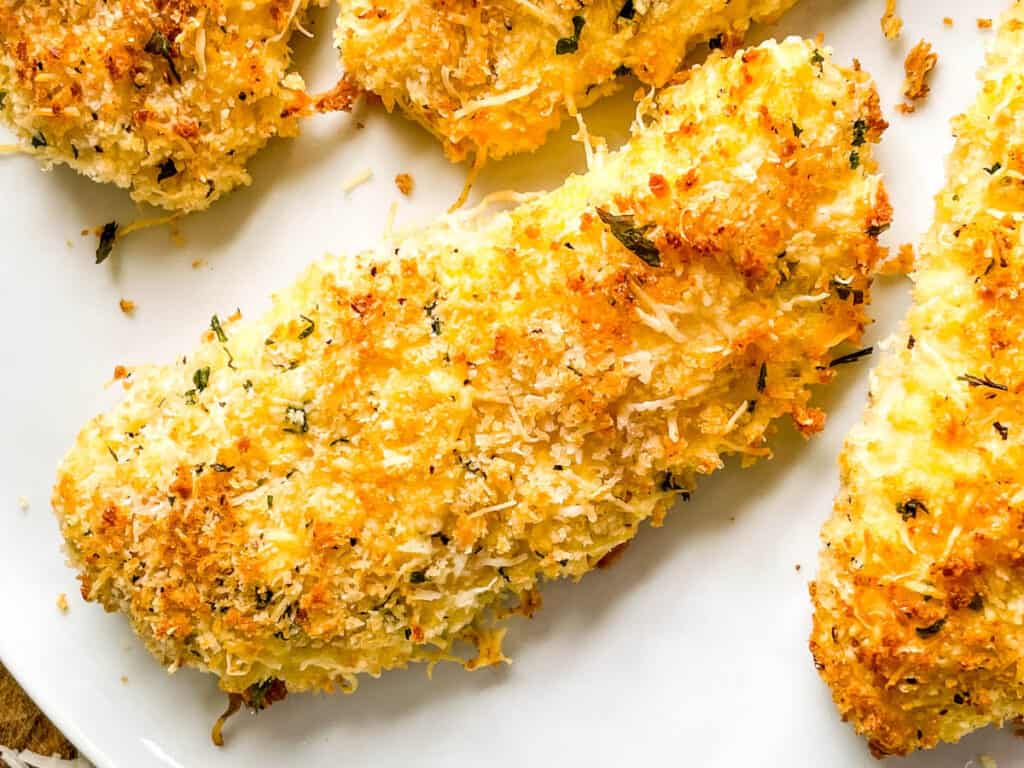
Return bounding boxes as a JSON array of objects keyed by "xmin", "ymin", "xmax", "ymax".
[
  {"xmin": 120, "ymin": 675, "xmax": 129, "ymax": 685},
  {"xmin": 191, "ymin": 259, "xmax": 205, "ymax": 270},
  {"xmin": 394, "ymin": 173, "xmax": 414, "ymax": 196},
  {"xmin": 897, "ymin": 242, "xmax": 916, "ymax": 273},
  {"xmin": 57, "ymin": 593, "xmax": 69, "ymax": 613},
  {"xmin": 882, "ymin": 0, "xmax": 903, "ymax": 39},
  {"xmin": 944, "ymin": 17, "xmax": 954, "ymax": 27},
  {"xmin": 119, "ymin": 299, "xmax": 136, "ymax": 315},
  {"xmin": 17, "ymin": 495, "xmax": 29, "ymax": 511},
  {"xmin": 902, "ymin": 40, "xmax": 938, "ymax": 102},
  {"xmin": 977, "ymin": 18, "xmax": 993, "ymax": 29},
  {"xmin": 879, "ymin": 242, "xmax": 916, "ymax": 275}
]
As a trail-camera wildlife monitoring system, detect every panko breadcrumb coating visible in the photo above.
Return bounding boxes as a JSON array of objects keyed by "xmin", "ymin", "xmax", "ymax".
[
  {"xmin": 0, "ymin": 0, "xmax": 323, "ymax": 211},
  {"xmin": 54, "ymin": 40, "xmax": 888, "ymax": 707},
  {"xmin": 811, "ymin": 5, "xmax": 1024, "ymax": 757},
  {"xmin": 337, "ymin": 0, "xmax": 799, "ymax": 162}
]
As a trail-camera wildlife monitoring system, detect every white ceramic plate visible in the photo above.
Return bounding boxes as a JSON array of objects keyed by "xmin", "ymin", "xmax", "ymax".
[{"xmin": 1, "ymin": 1, "xmax": 1019, "ymax": 766}]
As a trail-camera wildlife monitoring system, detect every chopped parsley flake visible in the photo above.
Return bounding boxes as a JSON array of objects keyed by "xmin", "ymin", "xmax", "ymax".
[
  {"xmin": 96, "ymin": 221, "xmax": 118, "ymax": 264},
  {"xmin": 828, "ymin": 347, "xmax": 873, "ymax": 368},
  {"xmin": 145, "ymin": 30, "xmax": 181, "ymax": 83},
  {"xmin": 556, "ymin": 16, "xmax": 585, "ymax": 55},
  {"xmin": 596, "ymin": 207, "xmax": 661, "ymax": 267},
  {"xmin": 851, "ymin": 119, "xmax": 868, "ymax": 147},
  {"xmin": 157, "ymin": 158, "xmax": 178, "ymax": 182},
  {"xmin": 897, "ymin": 498, "xmax": 927, "ymax": 522},
  {"xmin": 958, "ymin": 373, "xmax": 1008, "ymax": 391},
  {"xmin": 210, "ymin": 314, "xmax": 227, "ymax": 343},
  {"xmin": 424, "ymin": 299, "xmax": 442, "ymax": 335},
  {"xmin": 915, "ymin": 618, "xmax": 946, "ymax": 639},
  {"xmin": 193, "ymin": 366, "xmax": 210, "ymax": 391}
]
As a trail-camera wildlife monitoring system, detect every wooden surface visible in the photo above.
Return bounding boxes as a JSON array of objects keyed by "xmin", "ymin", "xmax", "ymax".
[{"xmin": 0, "ymin": 663, "xmax": 76, "ymax": 759}]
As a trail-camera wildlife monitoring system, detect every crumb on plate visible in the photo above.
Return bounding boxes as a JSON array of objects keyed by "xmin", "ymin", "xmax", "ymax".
[
  {"xmin": 394, "ymin": 173, "xmax": 414, "ymax": 196},
  {"xmin": 119, "ymin": 298, "xmax": 136, "ymax": 315},
  {"xmin": 882, "ymin": 0, "xmax": 903, "ymax": 39},
  {"xmin": 903, "ymin": 40, "xmax": 938, "ymax": 102},
  {"xmin": 57, "ymin": 593, "xmax": 69, "ymax": 613}
]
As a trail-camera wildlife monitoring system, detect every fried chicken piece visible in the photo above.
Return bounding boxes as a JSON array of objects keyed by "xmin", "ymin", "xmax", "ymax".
[
  {"xmin": 337, "ymin": 0, "xmax": 799, "ymax": 162},
  {"xmin": 54, "ymin": 40, "xmax": 888, "ymax": 701},
  {"xmin": 811, "ymin": 5, "xmax": 1024, "ymax": 757},
  {"xmin": 0, "ymin": 0, "xmax": 320, "ymax": 211}
]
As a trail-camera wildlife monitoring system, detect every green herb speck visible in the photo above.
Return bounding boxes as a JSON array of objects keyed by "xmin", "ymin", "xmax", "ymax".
[
  {"xmin": 210, "ymin": 314, "xmax": 227, "ymax": 343},
  {"xmin": 157, "ymin": 158, "xmax": 178, "ymax": 182},
  {"xmin": 852, "ymin": 119, "xmax": 868, "ymax": 147},
  {"xmin": 96, "ymin": 221, "xmax": 118, "ymax": 264},
  {"xmin": 596, "ymin": 207, "xmax": 661, "ymax": 267},
  {"xmin": 556, "ymin": 16, "xmax": 585, "ymax": 55},
  {"xmin": 193, "ymin": 366, "xmax": 210, "ymax": 391}
]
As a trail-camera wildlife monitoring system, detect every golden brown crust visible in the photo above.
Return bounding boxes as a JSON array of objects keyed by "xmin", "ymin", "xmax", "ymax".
[
  {"xmin": 811, "ymin": 5, "xmax": 1024, "ymax": 756},
  {"xmin": 337, "ymin": 0, "xmax": 799, "ymax": 161},
  {"xmin": 54, "ymin": 40, "xmax": 888, "ymax": 696},
  {"xmin": 0, "ymin": 0, "xmax": 319, "ymax": 211}
]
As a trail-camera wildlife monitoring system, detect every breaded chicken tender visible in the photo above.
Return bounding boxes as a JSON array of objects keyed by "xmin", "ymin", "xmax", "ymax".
[
  {"xmin": 0, "ymin": 0, "xmax": 322, "ymax": 211},
  {"xmin": 338, "ymin": 0, "xmax": 798, "ymax": 162},
  {"xmin": 54, "ymin": 41, "xmax": 888, "ymax": 707},
  {"xmin": 811, "ymin": 5, "xmax": 1024, "ymax": 757}
]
